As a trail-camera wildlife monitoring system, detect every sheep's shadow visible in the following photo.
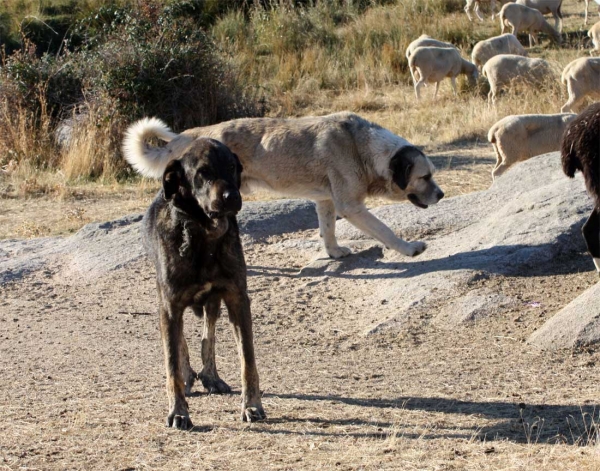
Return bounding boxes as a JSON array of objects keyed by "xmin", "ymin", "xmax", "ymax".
[{"xmin": 257, "ymin": 392, "xmax": 600, "ymax": 444}]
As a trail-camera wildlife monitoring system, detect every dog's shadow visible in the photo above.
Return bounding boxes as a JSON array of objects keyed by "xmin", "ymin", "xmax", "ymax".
[
  {"xmin": 240, "ymin": 393, "xmax": 600, "ymax": 444},
  {"xmin": 248, "ymin": 235, "xmax": 593, "ymax": 281}
]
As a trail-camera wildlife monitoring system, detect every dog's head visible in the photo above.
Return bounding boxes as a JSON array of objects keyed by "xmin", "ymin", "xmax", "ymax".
[
  {"xmin": 389, "ymin": 145, "xmax": 444, "ymax": 209},
  {"xmin": 162, "ymin": 138, "xmax": 243, "ymax": 221}
]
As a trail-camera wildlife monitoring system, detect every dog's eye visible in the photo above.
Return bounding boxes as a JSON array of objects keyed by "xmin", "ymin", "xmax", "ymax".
[
  {"xmin": 196, "ymin": 168, "xmax": 212, "ymax": 180},
  {"xmin": 229, "ymin": 164, "xmax": 236, "ymax": 172},
  {"xmin": 423, "ymin": 174, "xmax": 432, "ymax": 181}
]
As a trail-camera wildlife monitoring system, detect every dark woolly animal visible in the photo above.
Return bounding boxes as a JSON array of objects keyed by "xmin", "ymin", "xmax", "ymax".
[
  {"xmin": 561, "ymin": 102, "xmax": 600, "ymax": 273},
  {"xmin": 141, "ymin": 138, "xmax": 265, "ymax": 429}
]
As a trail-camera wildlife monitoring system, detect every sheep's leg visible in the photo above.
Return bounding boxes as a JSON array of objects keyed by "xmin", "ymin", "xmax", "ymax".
[
  {"xmin": 414, "ymin": 80, "xmax": 426, "ymax": 100},
  {"xmin": 561, "ymin": 81, "xmax": 587, "ymax": 112},
  {"xmin": 528, "ymin": 33, "xmax": 536, "ymax": 48},
  {"xmin": 585, "ymin": 0, "xmax": 589, "ymax": 25},
  {"xmin": 561, "ymin": 91, "xmax": 584, "ymax": 113},
  {"xmin": 487, "ymin": 88, "xmax": 496, "ymax": 106},
  {"xmin": 434, "ymin": 81, "xmax": 440, "ymax": 99},
  {"xmin": 490, "ymin": 0, "xmax": 496, "ymax": 20},
  {"xmin": 475, "ymin": 2, "xmax": 485, "ymax": 21},
  {"xmin": 492, "ymin": 162, "xmax": 510, "ymax": 180},
  {"xmin": 491, "ymin": 144, "xmax": 503, "ymax": 179},
  {"xmin": 450, "ymin": 77, "xmax": 458, "ymax": 96},
  {"xmin": 465, "ymin": 1, "xmax": 474, "ymax": 21}
]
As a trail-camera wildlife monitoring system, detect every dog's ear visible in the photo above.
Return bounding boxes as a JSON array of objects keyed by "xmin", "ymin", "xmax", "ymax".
[
  {"xmin": 163, "ymin": 159, "xmax": 185, "ymax": 200},
  {"xmin": 232, "ymin": 153, "xmax": 243, "ymax": 189},
  {"xmin": 390, "ymin": 146, "xmax": 418, "ymax": 190}
]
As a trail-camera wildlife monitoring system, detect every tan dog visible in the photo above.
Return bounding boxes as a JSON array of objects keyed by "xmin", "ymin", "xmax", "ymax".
[{"xmin": 123, "ymin": 112, "xmax": 444, "ymax": 258}]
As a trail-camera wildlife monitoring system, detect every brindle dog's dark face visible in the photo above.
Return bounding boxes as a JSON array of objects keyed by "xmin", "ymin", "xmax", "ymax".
[
  {"xmin": 389, "ymin": 145, "xmax": 444, "ymax": 208},
  {"xmin": 162, "ymin": 139, "xmax": 243, "ymax": 221}
]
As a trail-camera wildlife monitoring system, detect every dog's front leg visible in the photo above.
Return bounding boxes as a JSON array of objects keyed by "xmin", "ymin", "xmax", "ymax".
[
  {"xmin": 339, "ymin": 203, "xmax": 426, "ymax": 256},
  {"xmin": 159, "ymin": 299, "xmax": 193, "ymax": 430},
  {"xmin": 316, "ymin": 200, "xmax": 351, "ymax": 258},
  {"xmin": 193, "ymin": 299, "xmax": 232, "ymax": 394},
  {"xmin": 223, "ymin": 289, "xmax": 266, "ymax": 422}
]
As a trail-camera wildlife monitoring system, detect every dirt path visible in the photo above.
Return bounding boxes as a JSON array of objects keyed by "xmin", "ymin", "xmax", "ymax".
[
  {"xmin": 3, "ymin": 143, "xmax": 600, "ymax": 470},
  {"xmin": 1, "ymin": 223, "xmax": 598, "ymax": 470}
]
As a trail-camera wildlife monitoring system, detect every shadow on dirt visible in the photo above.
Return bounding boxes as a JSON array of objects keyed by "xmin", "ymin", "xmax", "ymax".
[
  {"xmin": 261, "ymin": 393, "xmax": 600, "ymax": 444},
  {"xmin": 249, "ymin": 230, "xmax": 592, "ymax": 280}
]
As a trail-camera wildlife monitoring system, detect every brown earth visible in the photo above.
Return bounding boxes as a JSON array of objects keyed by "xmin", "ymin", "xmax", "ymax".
[{"xmin": 1, "ymin": 143, "xmax": 600, "ymax": 470}]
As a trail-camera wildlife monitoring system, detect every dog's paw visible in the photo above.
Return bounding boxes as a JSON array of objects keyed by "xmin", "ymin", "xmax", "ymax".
[
  {"xmin": 326, "ymin": 245, "xmax": 352, "ymax": 259},
  {"xmin": 407, "ymin": 241, "xmax": 427, "ymax": 257},
  {"xmin": 167, "ymin": 412, "xmax": 193, "ymax": 430},
  {"xmin": 199, "ymin": 373, "xmax": 232, "ymax": 394},
  {"xmin": 241, "ymin": 405, "xmax": 266, "ymax": 422}
]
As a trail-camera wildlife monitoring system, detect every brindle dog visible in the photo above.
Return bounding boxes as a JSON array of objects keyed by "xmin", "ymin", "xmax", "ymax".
[{"xmin": 142, "ymin": 138, "xmax": 265, "ymax": 429}]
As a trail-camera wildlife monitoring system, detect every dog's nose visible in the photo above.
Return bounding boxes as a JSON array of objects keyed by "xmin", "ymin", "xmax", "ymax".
[
  {"xmin": 437, "ymin": 189, "xmax": 445, "ymax": 200},
  {"xmin": 223, "ymin": 189, "xmax": 242, "ymax": 212}
]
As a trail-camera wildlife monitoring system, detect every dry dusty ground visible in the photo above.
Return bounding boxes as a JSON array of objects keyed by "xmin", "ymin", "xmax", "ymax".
[{"xmin": 2, "ymin": 143, "xmax": 600, "ymax": 470}]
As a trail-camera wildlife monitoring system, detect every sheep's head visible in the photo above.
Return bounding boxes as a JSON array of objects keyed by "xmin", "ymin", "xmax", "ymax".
[{"xmin": 463, "ymin": 60, "xmax": 479, "ymax": 86}]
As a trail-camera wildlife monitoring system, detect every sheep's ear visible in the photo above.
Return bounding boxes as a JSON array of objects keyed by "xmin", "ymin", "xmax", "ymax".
[
  {"xmin": 390, "ymin": 146, "xmax": 420, "ymax": 190},
  {"xmin": 582, "ymin": 208, "xmax": 600, "ymax": 258},
  {"xmin": 162, "ymin": 159, "xmax": 186, "ymax": 200}
]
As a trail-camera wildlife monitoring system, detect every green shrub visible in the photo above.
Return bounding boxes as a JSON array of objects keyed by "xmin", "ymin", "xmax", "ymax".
[{"xmin": 0, "ymin": 1, "xmax": 265, "ymax": 179}]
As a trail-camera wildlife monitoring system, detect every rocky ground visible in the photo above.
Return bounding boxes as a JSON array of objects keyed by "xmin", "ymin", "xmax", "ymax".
[{"xmin": 1, "ymin": 153, "xmax": 600, "ymax": 470}]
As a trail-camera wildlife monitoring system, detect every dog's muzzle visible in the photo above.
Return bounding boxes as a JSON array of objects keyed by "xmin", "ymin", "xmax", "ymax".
[
  {"xmin": 407, "ymin": 194, "xmax": 429, "ymax": 209},
  {"xmin": 208, "ymin": 189, "xmax": 242, "ymax": 219},
  {"xmin": 223, "ymin": 189, "xmax": 242, "ymax": 213},
  {"xmin": 408, "ymin": 189, "xmax": 444, "ymax": 209}
]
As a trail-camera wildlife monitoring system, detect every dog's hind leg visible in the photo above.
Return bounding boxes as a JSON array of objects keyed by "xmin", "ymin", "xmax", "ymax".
[
  {"xmin": 223, "ymin": 289, "xmax": 265, "ymax": 422},
  {"xmin": 179, "ymin": 335, "xmax": 197, "ymax": 396},
  {"xmin": 316, "ymin": 200, "xmax": 351, "ymax": 258},
  {"xmin": 160, "ymin": 299, "xmax": 193, "ymax": 430},
  {"xmin": 337, "ymin": 203, "xmax": 426, "ymax": 256},
  {"xmin": 194, "ymin": 299, "xmax": 232, "ymax": 394}
]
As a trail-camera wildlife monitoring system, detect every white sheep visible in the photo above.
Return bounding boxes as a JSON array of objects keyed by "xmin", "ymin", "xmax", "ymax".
[
  {"xmin": 465, "ymin": 0, "xmax": 512, "ymax": 21},
  {"xmin": 405, "ymin": 35, "xmax": 456, "ymax": 59},
  {"xmin": 406, "ymin": 35, "xmax": 458, "ymax": 83},
  {"xmin": 471, "ymin": 33, "xmax": 528, "ymax": 70},
  {"xmin": 589, "ymin": 20, "xmax": 600, "ymax": 55},
  {"xmin": 488, "ymin": 113, "xmax": 576, "ymax": 180},
  {"xmin": 409, "ymin": 46, "xmax": 479, "ymax": 100},
  {"xmin": 499, "ymin": 3, "xmax": 562, "ymax": 47},
  {"xmin": 515, "ymin": 0, "xmax": 563, "ymax": 32},
  {"xmin": 561, "ymin": 57, "xmax": 600, "ymax": 112},
  {"xmin": 584, "ymin": 0, "xmax": 600, "ymax": 25},
  {"xmin": 482, "ymin": 54, "xmax": 553, "ymax": 104}
]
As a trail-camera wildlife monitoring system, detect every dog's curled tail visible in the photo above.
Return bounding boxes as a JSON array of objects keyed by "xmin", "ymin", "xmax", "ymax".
[{"xmin": 122, "ymin": 117, "xmax": 179, "ymax": 178}]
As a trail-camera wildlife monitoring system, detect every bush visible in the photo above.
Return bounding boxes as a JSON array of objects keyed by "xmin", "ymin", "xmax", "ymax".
[{"xmin": 0, "ymin": 1, "xmax": 265, "ymax": 179}]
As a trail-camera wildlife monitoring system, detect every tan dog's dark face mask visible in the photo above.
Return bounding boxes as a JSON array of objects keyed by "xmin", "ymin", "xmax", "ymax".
[
  {"xmin": 162, "ymin": 139, "xmax": 243, "ymax": 222},
  {"xmin": 390, "ymin": 146, "xmax": 444, "ymax": 208}
]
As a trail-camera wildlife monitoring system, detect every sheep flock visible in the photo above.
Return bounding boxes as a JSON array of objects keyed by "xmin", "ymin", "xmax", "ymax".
[{"xmin": 409, "ymin": 0, "xmax": 600, "ymax": 178}]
